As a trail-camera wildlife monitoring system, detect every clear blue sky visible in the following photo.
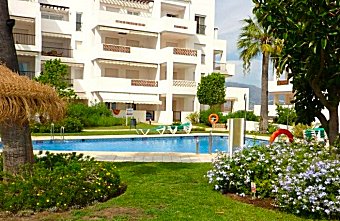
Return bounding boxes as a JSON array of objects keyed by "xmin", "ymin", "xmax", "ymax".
[{"xmin": 215, "ymin": 0, "xmax": 265, "ymax": 87}]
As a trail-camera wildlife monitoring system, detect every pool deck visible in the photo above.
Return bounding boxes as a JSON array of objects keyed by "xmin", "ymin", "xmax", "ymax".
[{"xmin": 2, "ymin": 133, "xmax": 269, "ymax": 163}]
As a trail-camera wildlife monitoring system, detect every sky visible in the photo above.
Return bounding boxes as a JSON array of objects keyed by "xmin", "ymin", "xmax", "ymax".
[{"xmin": 215, "ymin": 0, "xmax": 263, "ymax": 87}]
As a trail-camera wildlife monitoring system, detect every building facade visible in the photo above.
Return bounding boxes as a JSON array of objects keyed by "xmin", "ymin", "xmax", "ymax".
[{"xmin": 9, "ymin": 0, "xmax": 235, "ymax": 124}]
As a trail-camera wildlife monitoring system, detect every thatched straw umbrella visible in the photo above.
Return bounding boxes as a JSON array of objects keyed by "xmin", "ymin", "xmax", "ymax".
[{"xmin": 0, "ymin": 64, "xmax": 65, "ymax": 173}]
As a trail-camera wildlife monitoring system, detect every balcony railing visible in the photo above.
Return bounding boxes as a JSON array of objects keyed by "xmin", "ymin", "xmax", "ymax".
[
  {"xmin": 173, "ymin": 80, "xmax": 196, "ymax": 87},
  {"xmin": 173, "ymin": 48, "xmax": 197, "ymax": 57},
  {"xmin": 19, "ymin": 71, "xmax": 35, "ymax": 79},
  {"xmin": 277, "ymin": 79, "xmax": 289, "ymax": 85},
  {"xmin": 131, "ymin": 79, "xmax": 158, "ymax": 87},
  {"xmin": 42, "ymin": 46, "xmax": 72, "ymax": 57},
  {"xmin": 103, "ymin": 44, "xmax": 131, "ymax": 53},
  {"xmin": 13, "ymin": 33, "xmax": 35, "ymax": 45}
]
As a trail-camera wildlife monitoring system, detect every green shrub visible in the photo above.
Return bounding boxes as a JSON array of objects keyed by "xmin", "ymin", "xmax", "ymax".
[
  {"xmin": 0, "ymin": 152, "xmax": 123, "ymax": 213},
  {"xmin": 292, "ymin": 123, "xmax": 311, "ymax": 138},
  {"xmin": 273, "ymin": 105, "xmax": 297, "ymax": 125},
  {"xmin": 267, "ymin": 123, "xmax": 278, "ymax": 134},
  {"xmin": 220, "ymin": 110, "xmax": 259, "ymax": 123},
  {"xmin": 186, "ymin": 112, "xmax": 200, "ymax": 124},
  {"xmin": 31, "ymin": 117, "xmax": 83, "ymax": 133},
  {"xmin": 191, "ymin": 127, "xmax": 206, "ymax": 132},
  {"xmin": 199, "ymin": 109, "xmax": 223, "ymax": 126}
]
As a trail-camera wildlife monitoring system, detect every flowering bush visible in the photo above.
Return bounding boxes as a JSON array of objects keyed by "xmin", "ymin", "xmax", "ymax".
[
  {"xmin": 207, "ymin": 142, "xmax": 339, "ymax": 218},
  {"xmin": 0, "ymin": 152, "xmax": 124, "ymax": 213},
  {"xmin": 275, "ymin": 160, "xmax": 340, "ymax": 219}
]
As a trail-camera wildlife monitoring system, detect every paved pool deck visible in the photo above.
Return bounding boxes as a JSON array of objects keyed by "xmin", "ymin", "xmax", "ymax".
[{"xmin": 2, "ymin": 133, "xmax": 270, "ymax": 163}]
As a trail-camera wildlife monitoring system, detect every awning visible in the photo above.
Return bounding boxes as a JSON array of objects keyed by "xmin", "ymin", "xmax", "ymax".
[
  {"xmin": 10, "ymin": 16, "xmax": 34, "ymax": 23},
  {"xmin": 41, "ymin": 60, "xmax": 84, "ymax": 68},
  {"xmin": 98, "ymin": 26, "xmax": 157, "ymax": 37},
  {"xmin": 97, "ymin": 59, "xmax": 157, "ymax": 68},
  {"xmin": 17, "ymin": 51, "xmax": 39, "ymax": 57},
  {"xmin": 42, "ymin": 32, "xmax": 71, "ymax": 39},
  {"xmin": 40, "ymin": 3, "xmax": 69, "ymax": 11},
  {"xmin": 99, "ymin": 92, "xmax": 161, "ymax": 105},
  {"xmin": 100, "ymin": 0, "xmax": 153, "ymax": 10}
]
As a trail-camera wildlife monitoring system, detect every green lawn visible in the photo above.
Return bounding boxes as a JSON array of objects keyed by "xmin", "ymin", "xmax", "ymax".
[{"xmin": 38, "ymin": 163, "xmax": 314, "ymax": 221}]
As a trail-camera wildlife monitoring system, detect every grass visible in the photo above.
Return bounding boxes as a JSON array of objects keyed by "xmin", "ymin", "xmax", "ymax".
[{"xmin": 32, "ymin": 163, "xmax": 315, "ymax": 221}]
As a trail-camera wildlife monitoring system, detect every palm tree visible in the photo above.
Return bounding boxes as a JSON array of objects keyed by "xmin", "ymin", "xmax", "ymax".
[
  {"xmin": 0, "ymin": 0, "xmax": 35, "ymax": 173},
  {"xmin": 237, "ymin": 18, "xmax": 282, "ymax": 133}
]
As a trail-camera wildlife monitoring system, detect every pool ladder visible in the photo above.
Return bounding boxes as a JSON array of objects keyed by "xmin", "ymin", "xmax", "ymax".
[{"xmin": 50, "ymin": 123, "xmax": 65, "ymax": 142}]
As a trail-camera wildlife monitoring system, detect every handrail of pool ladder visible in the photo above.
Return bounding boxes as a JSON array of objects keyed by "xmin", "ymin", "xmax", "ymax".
[
  {"xmin": 60, "ymin": 126, "xmax": 65, "ymax": 142},
  {"xmin": 50, "ymin": 123, "xmax": 55, "ymax": 141}
]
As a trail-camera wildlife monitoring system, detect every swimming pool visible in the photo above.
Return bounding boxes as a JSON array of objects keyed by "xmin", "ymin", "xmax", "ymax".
[{"xmin": 0, "ymin": 136, "xmax": 268, "ymax": 154}]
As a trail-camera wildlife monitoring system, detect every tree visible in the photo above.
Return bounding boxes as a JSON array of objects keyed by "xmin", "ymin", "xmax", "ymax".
[
  {"xmin": 0, "ymin": 0, "xmax": 34, "ymax": 173},
  {"xmin": 252, "ymin": 0, "xmax": 340, "ymax": 143},
  {"xmin": 197, "ymin": 72, "xmax": 226, "ymax": 109},
  {"xmin": 0, "ymin": 2, "xmax": 64, "ymax": 174},
  {"xmin": 36, "ymin": 59, "xmax": 77, "ymax": 99},
  {"xmin": 237, "ymin": 18, "xmax": 283, "ymax": 133}
]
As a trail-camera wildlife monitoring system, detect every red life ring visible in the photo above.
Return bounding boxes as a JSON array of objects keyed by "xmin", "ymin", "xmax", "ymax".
[
  {"xmin": 208, "ymin": 113, "xmax": 219, "ymax": 124},
  {"xmin": 112, "ymin": 109, "xmax": 120, "ymax": 115},
  {"xmin": 269, "ymin": 129, "xmax": 294, "ymax": 144}
]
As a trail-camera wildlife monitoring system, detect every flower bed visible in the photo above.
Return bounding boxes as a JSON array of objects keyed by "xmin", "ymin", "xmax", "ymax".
[
  {"xmin": 0, "ymin": 152, "xmax": 124, "ymax": 213},
  {"xmin": 207, "ymin": 142, "xmax": 339, "ymax": 219}
]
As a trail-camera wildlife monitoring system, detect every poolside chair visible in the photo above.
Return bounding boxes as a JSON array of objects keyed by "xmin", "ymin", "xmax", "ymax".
[
  {"xmin": 167, "ymin": 125, "xmax": 178, "ymax": 134},
  {"xmin": 177, "ymin": 122, "xmax": 193, "ymax": 134},
  {"xmin": 135, "ymin": 125, "xmax": 166, "ymax": 135}
]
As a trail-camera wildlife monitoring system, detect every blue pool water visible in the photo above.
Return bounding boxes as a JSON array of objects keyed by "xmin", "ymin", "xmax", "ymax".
[{"xmin": 0, "ymin": 136, "xmax": 268, "ymax": 154}]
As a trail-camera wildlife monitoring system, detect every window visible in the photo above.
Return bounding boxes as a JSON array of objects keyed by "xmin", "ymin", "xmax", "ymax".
[
  {"xmin": 42, "ymin": 12, "xmax": 64, "ymax": 21},
  {"xmin": 105, "ymin": 37, "xmax": 119, "ymax": 45},
  {"xmin": 127, "ymin": 10, "xmax": 140, "ymax": 16},
  {"xmin": 195, "ymin": 15, "xmax": 206, "ymax": 35},
  {"xmin": 76, "ymin": 13, "xmax": 82, "ymax": 31},
  {"xmin": 104, "ymin": 68, "xmax": 119, "ymax": 77},
  {"xmin": 126, "ymin": 40, "xmax": 140, "ymax": 47},
  {"xmin": 166, "ymin": 13, "xmax": 177, "ymax": 18},
  {"xmin": 106, "ymin": 6, "xmax": 119, "ymax": 12},
  {"xmin": 126, "ymin": 70, "xmax": 139, "ymax": 79}
]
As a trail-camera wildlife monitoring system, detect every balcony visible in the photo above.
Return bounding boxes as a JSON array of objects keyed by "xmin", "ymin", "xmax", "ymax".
[
  {"xmin": 42, "ymin": 46, "xmax": 72, "ymax": 58},
  {"xmin": 80, "ymin": 77, "xmax": 159, "ymax": 94},
  {"xmin": 97, "ymin": 10, "xmax": 156, "ymax": 33},
  {"xmin": 160, "ymin": 16, "xmax": 196, "ymax": 35},
  {"xmin": 131, "ymin": 79, "xmax": 158, "ymax": 87},
  {"xmin": 173, "ymin": 48, "xmax": 197, "ymax": 56},
  {"xmin": 41, "ymin": 19, "xmax": 73, "ymax": 35},
  {"xmin": 173, "ymin": 80, "xmax": 196, "ymax": 88},
  {"xmin": 268, "ymin": 79, "xmax": 293, "ymax": 93},
  {"xmin": 103, "ymin": 44, "xmax": 130, "ymax": 53},
  {"xmin": 213, "ymin": 62, "xmax": 235, "ymax": 76},
  {"xmin": 13, "ymin": 33, "xmax": 35, "ymax": 45},
  {"xmin": 277, "ymin": 79, "xmax": 289, "ymax": 85},
  {"xmin": 98, "ymin": 44, "xmax": 158, "ymax": 64}
]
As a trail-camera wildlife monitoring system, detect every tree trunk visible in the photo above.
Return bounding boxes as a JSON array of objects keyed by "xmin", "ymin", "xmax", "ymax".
[
  {"xmin": 259, "ymin": 52, "xmax": 269, "ymax": 133},
  {"xmin": 327, "ymin": 106, "xmax": 339, "ymax": 145},
  {"xmin": 0, "ymin": 0, "xmax": 34, "ymax": 174},
  {"xmin": 0, "ymin": 120, "xmax": 34, "ymax": 174}
]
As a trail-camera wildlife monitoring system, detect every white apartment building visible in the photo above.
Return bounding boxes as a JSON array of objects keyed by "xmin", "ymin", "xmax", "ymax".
[
  {"xmin": 9, "ymin": 0, "xmax": 235, "ymax": 124},
  {"xmin": 254, "ymin": 72, "xmax": 294, "ymax": 117}
]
